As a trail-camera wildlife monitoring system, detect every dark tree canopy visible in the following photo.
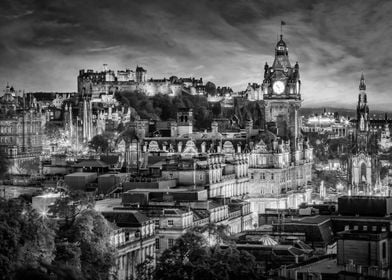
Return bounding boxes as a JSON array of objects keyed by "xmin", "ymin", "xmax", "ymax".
[
  {"xmin": 88, "ymin": 134, "xmax": 109, "ymax": 152},
  {"xmin": 45, "ymin": 122, "xmax": 62, "ymax": 143},
  {"xmin": 0, "ymin": 198, "xmax": 57, "ymax": 280},
  {"xmin": 116, "ymin": 92, "xmax": 214, "ymax": 130},
  {"xmin": 0, "ymin": 194, "xmax": 116, "ymax": 280},
  {"xmin": 205, "ymin": 81, "xmax": 217, "ymax": 96},
  {"xmin": 155, "ymin": 230, "xmax": 262, "ymax": 280}
]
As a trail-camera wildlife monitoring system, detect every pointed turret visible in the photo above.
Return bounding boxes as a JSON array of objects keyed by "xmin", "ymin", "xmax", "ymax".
[
  {"xmin": 359, "ymin": 73, "xmax": 366, "ymax": 91},
  {"xmin": 272, "ymin": 35, "xmax": 291, "ymax": 69}
]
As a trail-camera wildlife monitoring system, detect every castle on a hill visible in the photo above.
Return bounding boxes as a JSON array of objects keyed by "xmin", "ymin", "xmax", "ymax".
[{"xmin": 77, "ymin": 65, "xmax": 205, "ymax": 99}]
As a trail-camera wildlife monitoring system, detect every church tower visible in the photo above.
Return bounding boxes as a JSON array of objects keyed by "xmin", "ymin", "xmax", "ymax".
[
  {"xmin": 262, "ymin": 34, "xmax": 301, "ymax": 145},
  {"xmin": 348, "ymin": 74, "xmax": 380, "ymax": 195}
]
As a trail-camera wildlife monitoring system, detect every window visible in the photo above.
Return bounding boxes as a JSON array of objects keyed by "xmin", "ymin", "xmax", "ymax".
[
  {"xmin": 372, "ymin": 226, "xmax": 377, "ymax": 232},
  {"xmin": 168, "ymin": 238, "xmax": 174, "ymax": 248},
  {"xmin": 271, "ymin": 173, "xmax": 274, "ymax": 180},
  {"xmin": 354, "ymin": 225, "xmax": 358, "ymax": 230},
  {"xmin": 155, "ymin": 238, "xmax": 160, "ymax": 250},
  {"xmin": 363, "ymin": 225, "xmax": 368, "ymax": 231},
  {"xmin": 168, "ymin": 220, "xmax": 174, "ymax": 226},
  {"xmin": 344, "ymin": 225, "xmax": 349, "ymax": 231},
  {"xmin": 382, "ymin": 242, "xmax": 387, "ymax": 259},
  {"xmin": 155, "ymin": 220, "xmax": 160, "ymax": 227}
]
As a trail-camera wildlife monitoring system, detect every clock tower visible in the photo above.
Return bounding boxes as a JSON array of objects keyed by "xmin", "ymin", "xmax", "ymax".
[{"xmin": 262, "ymin": 34, "xmax": 301, "ymax": 143}]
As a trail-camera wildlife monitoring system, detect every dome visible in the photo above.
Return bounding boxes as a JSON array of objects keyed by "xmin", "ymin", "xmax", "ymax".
[
  {"xmin": 275, "ymin": 35, "xmax": 288, "ymax": 56},
  {"xmin": 276, "ymin": 35, "xmax": 287, "ymax": 48}
]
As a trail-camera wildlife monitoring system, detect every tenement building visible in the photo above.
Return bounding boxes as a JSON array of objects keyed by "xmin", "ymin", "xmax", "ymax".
[{"xmin": 0, "ymin": 85, "xmax": 43, "ymax": 175}]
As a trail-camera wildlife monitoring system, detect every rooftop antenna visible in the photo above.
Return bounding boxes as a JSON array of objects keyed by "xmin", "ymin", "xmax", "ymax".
[{"xmin": 281, "ymin": 20, "xmax": 286, "ymax": 37}]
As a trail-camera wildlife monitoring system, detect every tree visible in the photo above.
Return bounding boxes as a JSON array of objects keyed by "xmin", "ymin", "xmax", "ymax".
[
  {"xmin": 155, "ymin": 229, "xmax": 261, "ymax": 280},
  {"xmin": 13, "ymin": 264, "xmax": 81, "ymax": 280},
  {"xmin": 133, "ymin": 256, "xmax": 155, "ymax": 280},
  {"xmin": 54, "ymin": 208, "xmax": 116, "ymax": 280},
  {"xmin": 155, "ymin": 231, "xmax": 208, "ymax": 280},
  {"xmin": 0, "ymin": 198, "xmax": 57, "ymax": 280},
  {"xmin": 89, "ymin": 135, "xmax": 109, "ymax": 153},
  {"xmin": 51, "ymin": 190, "xmax": 94, "ymax": 228},
  {"xmin": 193, "ymin": 223, "xmax": 231, "ymax": 246},
  {"xmin": 73, "ymin": 209, "xmax": 116, "ymax": 280},
  {"xmin": 205, "ymin": 81, "xmax": 217, "ymax": 96},
  {"xmin": 45, "ymin": 122, "xmax": 62, "ymax": 144}
]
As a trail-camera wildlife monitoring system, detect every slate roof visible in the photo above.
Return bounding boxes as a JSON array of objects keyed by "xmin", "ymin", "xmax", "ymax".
[
  {"xmin": 100, "ymin": 155, "xmax": 120, "ymax": 165},
  {"xmin": 192, "ymin": 209, "xmax": 210, "ymax": 221},
  {"xmin": 74, "ymin": 160, "xmax": 109, "ymax": 168},
  {"xmin": 102, "ymin": 211, "xmax": 150, "ymax": 227}
]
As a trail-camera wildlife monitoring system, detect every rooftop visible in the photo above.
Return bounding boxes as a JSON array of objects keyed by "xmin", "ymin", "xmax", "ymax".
[
  {"xmin": 74, "ymin": 160, "xmax": 109, "ymax": 168},
  {"xmin": 102, "ymin": 211, "xmax": 151, "ymax": 227},
  {"xmin": 65, "ymin": 172, "xmax": 97, "ymax": 177},
  {"xmin": 95, "ymin": 198, "xmax": 122, "ymax": 212},
  {"xmin": 294, "ymin": 257, "xmax": 343, "ymax": 274}
]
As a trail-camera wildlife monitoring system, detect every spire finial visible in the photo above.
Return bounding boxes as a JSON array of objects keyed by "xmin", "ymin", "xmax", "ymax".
[
  {"xmin": 359, "ymin": 72, "xmax": 366, "ymax": 91},
  {"xmin": 280, "ymin": 20, "xmax": 286, "ymax": 37}
]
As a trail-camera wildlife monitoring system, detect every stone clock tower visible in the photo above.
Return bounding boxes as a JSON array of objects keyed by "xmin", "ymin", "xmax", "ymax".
[{"xmin": 262, "ymin": 35, "xmax": 301, "ymax": 145}]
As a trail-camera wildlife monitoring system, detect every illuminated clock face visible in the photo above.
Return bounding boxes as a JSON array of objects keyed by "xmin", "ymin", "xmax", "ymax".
[{"xmin": 273, "ymin": 81, "xmax": 285, "ymax": 94}]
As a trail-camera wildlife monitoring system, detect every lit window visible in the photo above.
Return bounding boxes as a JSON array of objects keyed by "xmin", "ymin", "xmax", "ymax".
[
  {"xmin": 168, "ymin": 238, "xmax": 174, "ymax": 248},
  {"xmin": 363, "ymin": 225, "xmax": 368, "ymax": 231}
]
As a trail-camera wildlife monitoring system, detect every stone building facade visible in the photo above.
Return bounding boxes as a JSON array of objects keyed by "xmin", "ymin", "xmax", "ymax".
[
  {"xmin": 348, "ymin": 74, "xmax": 381, "ymax": 195},
  {"xmin": 77, "ymin": 65, "xmax": 204, "ymax": 99},
  {"xmin": 0, "ymin": 85, "xmax": 43, "ymax": 175}
]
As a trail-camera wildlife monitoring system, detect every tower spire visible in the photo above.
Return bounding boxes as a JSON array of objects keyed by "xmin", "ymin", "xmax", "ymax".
[
  {"xmin": 359, "ymin": 72, "xmax": 366, "ymax": 90},
  {"xmin": 280, "ymin": 20, "xmax": 286, "ymax": 37}
]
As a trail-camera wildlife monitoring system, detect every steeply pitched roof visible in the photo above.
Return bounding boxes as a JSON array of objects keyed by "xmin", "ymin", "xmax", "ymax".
[{"xmin": 102, "ymin": 211, "xmax": 150, "ymax": 227}]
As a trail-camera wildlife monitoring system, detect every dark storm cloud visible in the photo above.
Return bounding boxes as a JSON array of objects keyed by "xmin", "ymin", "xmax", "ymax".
[{"xmin": 0, "ymin": 0, "xmax": 391, "ymax": 109}]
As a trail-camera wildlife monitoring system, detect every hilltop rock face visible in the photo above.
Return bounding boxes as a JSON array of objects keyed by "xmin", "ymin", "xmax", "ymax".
[{"xmin": 230, "ymin": 98, "xmax": 265, "ymax": 129}]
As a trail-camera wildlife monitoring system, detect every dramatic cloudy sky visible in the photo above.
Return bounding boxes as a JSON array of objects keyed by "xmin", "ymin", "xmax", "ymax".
[{"xmin": 0, "ymin": 0, "xmax": 391, "ymax": 109}]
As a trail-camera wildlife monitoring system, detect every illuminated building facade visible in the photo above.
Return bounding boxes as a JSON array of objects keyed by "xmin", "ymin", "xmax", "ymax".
[
  {"xmin": 348, "ymin": 74, "xmax": 381, "ymax": 195},
  {"xmin": 0, "ymin": 85, "xmax": 43, "ymax": 175},
  {"xmin": 247, "ymin": 34, "xmax": 313, "ymax": 215},
  {"xmin": 77, "ymin": 65, "xmax": 205, "ymax": 99}
]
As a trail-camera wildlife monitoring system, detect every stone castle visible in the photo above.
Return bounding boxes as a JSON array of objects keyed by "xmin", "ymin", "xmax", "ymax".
[{"xmin": 77, "ymin": 65, "xmax": 205, "ymax": 99}]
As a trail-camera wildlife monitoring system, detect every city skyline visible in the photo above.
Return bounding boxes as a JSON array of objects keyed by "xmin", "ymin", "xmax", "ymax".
[{"xmin": 1, "ymin": 0, "xmax": 392, "ymax": 109}]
